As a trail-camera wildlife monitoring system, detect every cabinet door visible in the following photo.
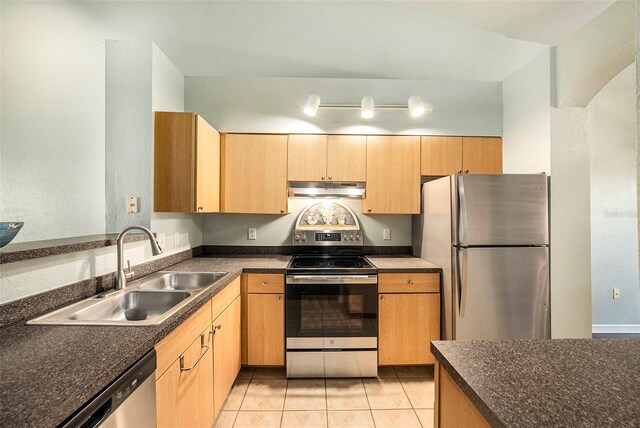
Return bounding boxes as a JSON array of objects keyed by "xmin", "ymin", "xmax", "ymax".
[
  {"xmin": 156, "ymin": 326, "xmax": 214, "ymax": 428},
  {"xmin": 421, "ymin": 136, "xmax": 463, "ymax": 176},
  {"xmin": 288, "ymin": 134, "xmax": 327, "ymax": 182},
  {"xmin": 327, "ymin": 135, "xmax": 367, "ymax": 182},
  {"xmin": 221, "ymin": 134, "xmax": 289, "ymax": 214},
  {"xmin": 363, "ymin": 136, "xmax": 421, "ymax": 214},
  {"xmin": 154, "ymin": 112, "xmax": 196, "ymax": 212},
  {"xmin": 213, "ymin": 296, "xmax": 242, "ymax": 418},
  {"xmin": 378, "ymin": 293, "xmax": 440, "ymax": 365},
  {"xmin": 462, "ymin": 137, "xmax": 502, "ymax": 174},
  {"xmin": 247, "ymin": 293, "xmax": 285, "ymax": 366},
  {"xmin": 195, "ymin": 115, "xmax": 220, "ymax": 212}
]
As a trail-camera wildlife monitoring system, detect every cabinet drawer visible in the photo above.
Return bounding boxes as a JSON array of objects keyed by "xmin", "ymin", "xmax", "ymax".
[
  {"xmin": 155, "ymin": 300, "xmax": 212, "ymax": 378},
  {"xmin": 212, "ymin": 276, "xmax": 241, "ymax": 320},
  {"xmin": 247, "ymin": 274, "xmax": 284, "ymax": 293},
  {"xmin": 378, "ymin": 273, "xmax": 440, "ymax": 293}
]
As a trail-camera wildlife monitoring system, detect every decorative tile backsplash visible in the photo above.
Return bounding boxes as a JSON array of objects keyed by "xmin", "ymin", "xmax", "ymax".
[{"xmin": 297, "ymin": 202, "xmax": 358, "ymax": 228}]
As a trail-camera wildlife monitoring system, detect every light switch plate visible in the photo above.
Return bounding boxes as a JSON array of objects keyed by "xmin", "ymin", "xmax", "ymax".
[
  {"xmin": 383, "ymin": 229, "xmax": 391, "ymax": 240},
  {"xmin": 613, "ymin": 288, "xmax": 621, "ymax": 299},
  {"xmin": 127, "ymin": 196, "xmax": 139, "ymax": 213},
  {"xmin": 248, "ymin": 228, "xmax": 257, "ymax": 240},
  {"xmin": 157, "ymin": 233, "xmax": 165, "ymax": 247}
]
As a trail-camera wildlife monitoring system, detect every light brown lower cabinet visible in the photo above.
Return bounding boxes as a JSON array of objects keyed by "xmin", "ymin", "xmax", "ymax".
[
  {"xmin": 378, "ymin": 292, "xmax": 440, "ymax": 365},
  {"xmin": 247, "ymin": 292, "xmax": 285, "ymax": 366},
  {"xmin": 435, "ymin": 362, "xmax": 490, "ymax": 427},
  {"xmin": 155, "ymin": 278, "xmax": 241, "ymax": 428},
  {"xmin": 156, "ymin": 325, "xmax": 214, "ymax": 428},
  {"xmin": 213, "ymin": 296, "xmax": 242, "ymax": 417}
]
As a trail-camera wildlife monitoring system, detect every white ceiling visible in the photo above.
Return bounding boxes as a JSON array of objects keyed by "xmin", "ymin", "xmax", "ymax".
[
  {"xmin": 3, "ymin": 1, "xmax": 619, "ymax": 82},
  {"xmin": 64, "ymin": 1, "xmax": 550, "ymax": 81},
  {"xmin": 394, "ymin": 0, "xmax": 616, "ymax": 46}
]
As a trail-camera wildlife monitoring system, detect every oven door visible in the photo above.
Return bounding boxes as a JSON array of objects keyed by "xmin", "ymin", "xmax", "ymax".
[{"xmin": 285, "ymin": 275, "xmax": 378, "ymax": 346}]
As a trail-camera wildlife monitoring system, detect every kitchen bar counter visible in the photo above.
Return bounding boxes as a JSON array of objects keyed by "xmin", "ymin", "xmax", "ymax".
[
  {"xmin": 431, "ymin": 339, "xmax": 640, "ymax": 427},
  {"xmin": 367, "ymin": 255, "xmax": 441, "ymax": 272},
  {"xmin": 0, "ymin": 255, "xmax": 288, "ymax": 428}
]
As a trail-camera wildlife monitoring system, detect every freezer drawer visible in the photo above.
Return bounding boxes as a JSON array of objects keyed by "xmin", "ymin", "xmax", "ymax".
[
  {"xmin": 456, "ymin": 174, "xmax": 549, "ymax": 246},
  {"xmin": 452, "ymin": 246, "xmax": 550, "ymax": 339}
]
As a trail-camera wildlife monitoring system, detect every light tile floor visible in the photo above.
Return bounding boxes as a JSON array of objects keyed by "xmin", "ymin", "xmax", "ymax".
[{"xmin": 215, "ymin": 366, "xmax": 435, "ymax": 428}]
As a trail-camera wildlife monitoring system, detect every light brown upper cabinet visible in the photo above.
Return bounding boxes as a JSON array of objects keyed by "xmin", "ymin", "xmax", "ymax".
[
  {"xmin": 421, "ymin": 136, "xmax": 503, "ymax": 176},
  {"xmin": 327, "ymin": 135, "xmax": 367, "ymax": 182},
  {"xmin": 421, "ymin": 136, "xmax": 463, "ymax": 176},
  {"xmin": 287, "ymin": 135, "xmax": 327, "ymax": 181},
  {"xmin": 363, "ymin": 136, "xmax": 421, "ymax": 214},
  {"xmin": 221, "ymin": 134, "xmax": 289, "ymax": 214},
  {"xmin": 287, "ymin": 134, "xmax": 366, "ymax": 182},
  {"xmin": 154, "ymin": 112, "xmax": 220, "ymax": 212},
  {"xmin": 462, "ymin": 137, "xmax": 503, "ymax": 174}
]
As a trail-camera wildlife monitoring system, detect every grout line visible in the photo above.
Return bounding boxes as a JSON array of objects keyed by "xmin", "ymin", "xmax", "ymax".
[
  {"xmin": 324, "ymin": 378, "xmax": 328, "ymax": 428},
  {"xmin": 360, "ymin": 377, "xmax": 377, "ymax": 428},
  {"xmin": 397, "ymin": 373, "xmax": 415, "ymax": 410},
  {"xmin": 278, "ymin": 375, "xmax": 288, "ymax": 428},
  {"xmin": 413, "ymin": 408, "xmax": 425, "ymax": 428}
]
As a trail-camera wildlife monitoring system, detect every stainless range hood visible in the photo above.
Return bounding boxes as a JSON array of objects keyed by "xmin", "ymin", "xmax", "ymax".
[{"xmin": 288, "ymin": 182, "xmax": 365, "ymax": 198}]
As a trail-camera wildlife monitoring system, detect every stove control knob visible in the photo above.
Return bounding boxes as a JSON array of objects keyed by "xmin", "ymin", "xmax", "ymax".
[
  {"xmin": 355, "ymin": 234, "xmax": 360, "ymax": 241},
  {"xmin": 295, "ymin": 235, "xmax": 301, "ymax": 241},
  {"xmin": 350, "ymin": 235, "xmax": 355, "ymax": 241},
  {"xmin": 301, "ymin": 235, "xmax": 307, "ymax": 241}
]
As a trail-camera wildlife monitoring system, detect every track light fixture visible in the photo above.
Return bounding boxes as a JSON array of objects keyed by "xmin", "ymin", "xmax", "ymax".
[
  {"xmin": 304, "ymin": 94, "xmax": 321, "ymax": 117},
  {"xmin": 361, "ymin": 96, "xmax": 375, "ymax": 119},
  {"xmin": 302, "ymin": 95, "xmax": 434, "ymax": 118}
]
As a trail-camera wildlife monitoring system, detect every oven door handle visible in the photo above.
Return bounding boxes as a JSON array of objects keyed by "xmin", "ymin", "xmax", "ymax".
[{"xmin": 286, "ymin": 275, "xmax": 378, "ymax": 284}]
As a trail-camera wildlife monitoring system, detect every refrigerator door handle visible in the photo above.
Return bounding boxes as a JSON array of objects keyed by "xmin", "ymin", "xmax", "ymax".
[
  {"xmin": 457, "ymin": 248, "xmax": 468, "ymax": 318},
  {"xmin": 458, "ymin": 176, "xmax": 468, "ymax": 246}
]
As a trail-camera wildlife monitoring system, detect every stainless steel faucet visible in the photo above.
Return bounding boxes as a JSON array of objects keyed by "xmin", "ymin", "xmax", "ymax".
[{"xmin": 116, "ymin": 226, "xmax": 163, "ymax": 290}]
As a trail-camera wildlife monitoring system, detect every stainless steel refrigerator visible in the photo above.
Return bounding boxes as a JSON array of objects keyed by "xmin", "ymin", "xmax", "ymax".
[{"xmin": 413, "ymin": 174, "xmax": 550, "ymax": 340}]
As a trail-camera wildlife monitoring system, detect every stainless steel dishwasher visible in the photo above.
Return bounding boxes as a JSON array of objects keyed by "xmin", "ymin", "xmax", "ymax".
[{"xmin": 59, "ymin": 350, "xmax": 156, "ymax": 428}]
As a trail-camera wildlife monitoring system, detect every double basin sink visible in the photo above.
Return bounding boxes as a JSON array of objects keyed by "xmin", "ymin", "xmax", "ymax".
[{"xmin": 28, "ymin": 271, "xmax": 227, "ymax": 326}]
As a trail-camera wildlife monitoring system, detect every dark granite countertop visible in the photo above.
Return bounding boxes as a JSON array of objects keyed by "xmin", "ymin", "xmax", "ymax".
[
  {"xmin": 0, "ymin": 255, "xmax": 289, "ymax": 428},
  {"xmin": 431, "ymin": 339, "xmax": 640, "ymax": 427},
  {"xmin": 366, "ymin": 255, "xmax": 441, "ymax": 272}
]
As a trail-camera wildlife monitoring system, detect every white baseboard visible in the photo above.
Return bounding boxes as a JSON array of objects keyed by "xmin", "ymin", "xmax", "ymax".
[{"xmin": 592, "ymin": 324, "xmax": 640, "ymax": 334}]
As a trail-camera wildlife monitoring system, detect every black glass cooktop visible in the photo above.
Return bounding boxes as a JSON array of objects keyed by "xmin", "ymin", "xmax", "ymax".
[{"xmin": 287, "ymin": 256, "xmax": 376, "ymax": 274}]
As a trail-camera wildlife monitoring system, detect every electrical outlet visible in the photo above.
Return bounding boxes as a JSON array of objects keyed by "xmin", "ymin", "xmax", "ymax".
[
  {"xmin": 248, "ymin": 228, "xmax": 257, "ymax": 240},
  {"xmin": 383, "ymin": 229, "xmax": 391, "ymax": 240},
  {"xmin": 613, "ymin": 288, "xmax": 621, "ymax": 299},
  {"xmin": 174, "ymin": 232, "xmax": 180, "ymax": 246},
  {"xmin": 157, "ymin": 233, "xmax": 165, "ymax": 247},
  {"xmin": 127, "ymin": 196, "xmax": 139, "ymax": 213}
]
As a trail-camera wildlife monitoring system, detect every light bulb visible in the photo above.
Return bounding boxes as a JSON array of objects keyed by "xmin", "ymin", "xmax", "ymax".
[
  {"xmin": 361, "ymin": 96, "xmax": 374, "ymax": 119},
  {"xmin": 304, "ymin": 94, "xmax": 321, "ymax": 117},
  {"xmin": 408, "ymin": 96, "xmax": 425, "ymax": 117}
]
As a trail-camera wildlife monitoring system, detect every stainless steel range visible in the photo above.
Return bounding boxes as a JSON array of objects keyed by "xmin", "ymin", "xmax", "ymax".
[{"xmin": 286, "ymin": 202, "xmax": 378, "ymax": 378}]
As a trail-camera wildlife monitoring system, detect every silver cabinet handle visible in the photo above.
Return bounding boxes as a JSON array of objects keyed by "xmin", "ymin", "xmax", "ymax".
[
  {"xmin": 262, "ymin": 281, "xmax": 268, "ymax": 286},
  {"xmin": 180, "ymin": 333, "xmax": 209, "ymax": 371},
  {"xmin": 408, "ymin": 280, "xmax": 414, "ymax": 285}
]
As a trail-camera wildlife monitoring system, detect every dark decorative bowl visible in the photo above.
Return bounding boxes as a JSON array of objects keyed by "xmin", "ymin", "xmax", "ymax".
[{"xmin": 0, "ymin": 222, "xmax": 24, "ymax": 248}]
